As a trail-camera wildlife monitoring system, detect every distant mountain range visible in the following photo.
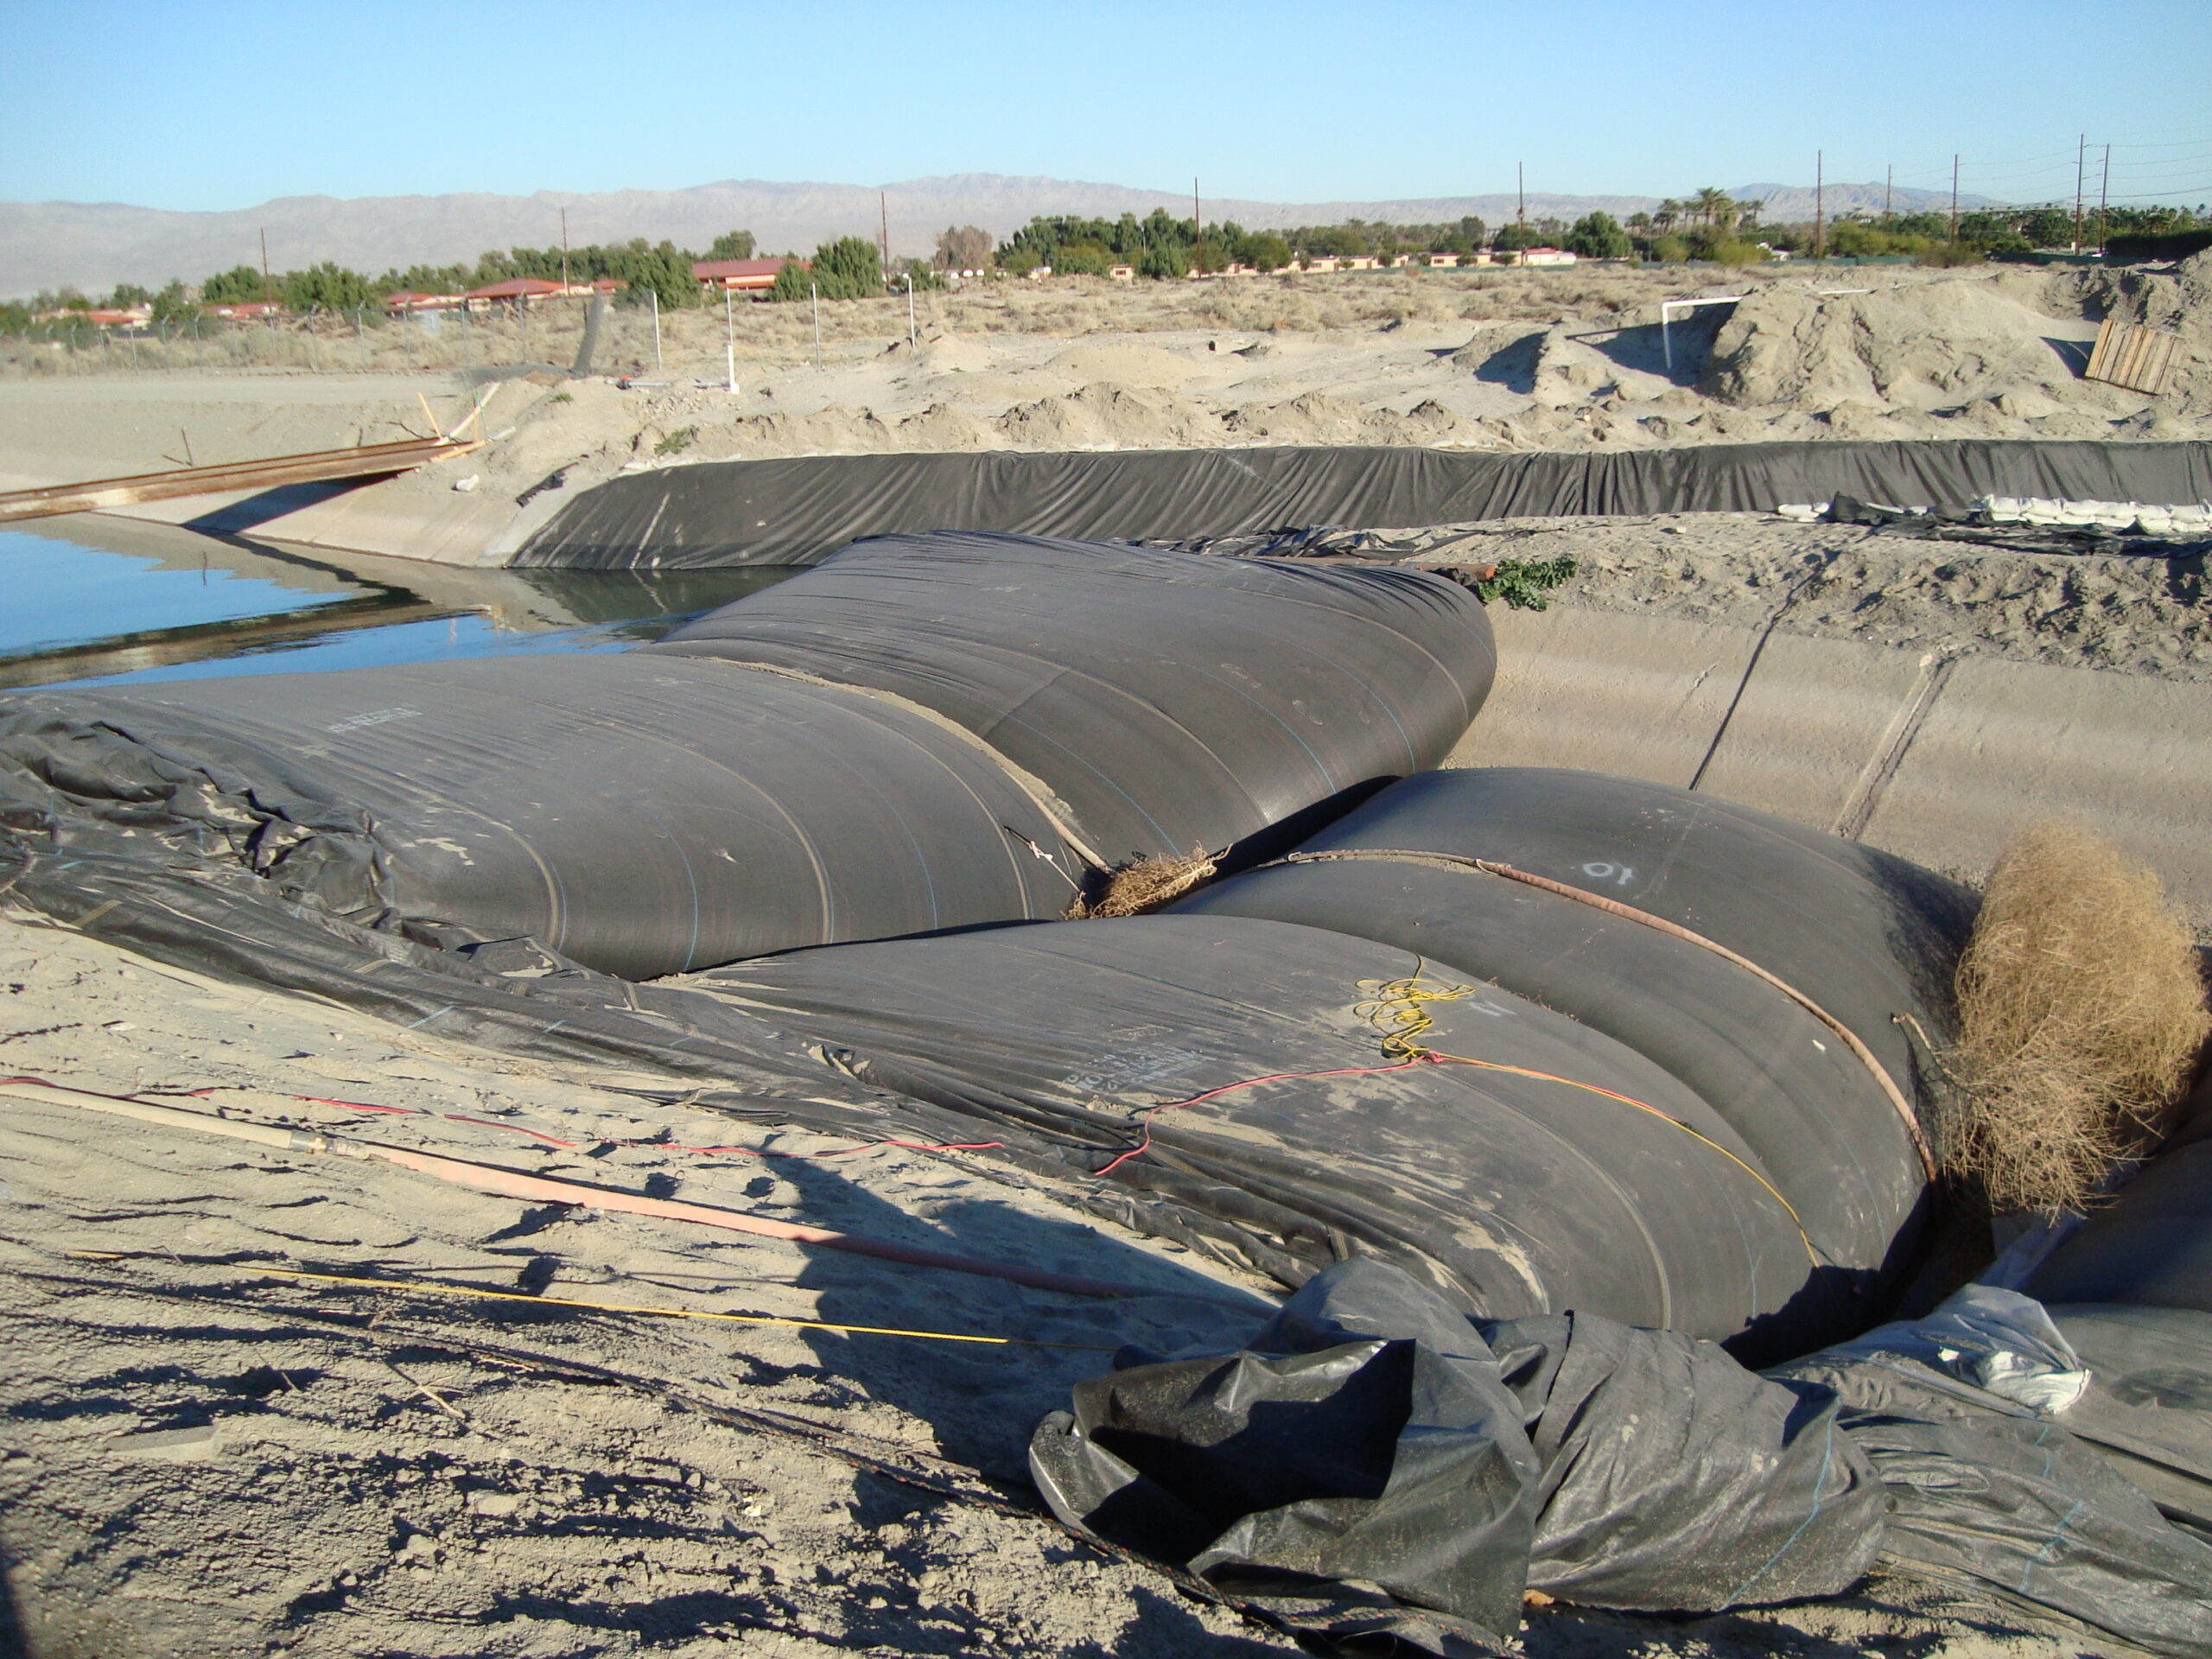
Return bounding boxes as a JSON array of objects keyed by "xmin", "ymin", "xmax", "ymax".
[{"xmin": 0, "ymin": 174, "xmax": 1992, "ymax": 297}]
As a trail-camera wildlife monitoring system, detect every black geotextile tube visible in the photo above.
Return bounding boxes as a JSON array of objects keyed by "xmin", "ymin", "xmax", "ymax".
[
  {"xmin": 1028, "ymin": 1257, "xmax": 1886, "ymax": 1654},
  {"xmin": 0, "ymin": 654, "xmax": 1083, "ymax": 980},
  {"xmin": 512, "ymin": 440, "xmax": 2212, "ymax": 569},
  {"xmin": 671, "ymin": 912, "xmax": 1860, "ymax": 1358},
  {"xmin": 1173, "ymin": 767, "xmax": 1974, "ymax": 1324},
  {"xmin": 648, "ymin": 531, "xmax": 1497, "ymax": 865}
]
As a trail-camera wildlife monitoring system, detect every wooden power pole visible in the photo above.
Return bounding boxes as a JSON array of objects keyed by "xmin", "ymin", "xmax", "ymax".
[
  {"xmin": 258, "ymin": 227, "xmax": 272, "ymax": 304},
  {"xmin": 2072, "ymin": 133, "xmax": 2087, "ymax": 253},
  {"xmin": 1814, "ymin": 151, "xmax": 1824, "ymax": 259},
  {"xmin": 1948, "ymin": 155, "xmax": 1960, "ymax": 243},
  {"xmin": 2098, "ymin": 143, "xmax": 2111, "ymax": 254}
]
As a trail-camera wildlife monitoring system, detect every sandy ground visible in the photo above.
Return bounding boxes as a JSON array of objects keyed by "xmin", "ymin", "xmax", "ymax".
[
  {"xmin": 1372, "ymin": 511, "xmax": 2212, "ymax": 682},
  {"xmin": 0, "ymin": 912, "xmax": 2111, "ymax": 1659},
  {"xmin": 0, "ymin": 257, "xmax": 2204, "ymax": 563}
]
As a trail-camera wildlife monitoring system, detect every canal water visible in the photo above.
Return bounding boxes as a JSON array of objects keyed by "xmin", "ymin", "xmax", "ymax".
[{"xmin": 1, "ymin": 516, "xmax": 791, "ymax": 690}]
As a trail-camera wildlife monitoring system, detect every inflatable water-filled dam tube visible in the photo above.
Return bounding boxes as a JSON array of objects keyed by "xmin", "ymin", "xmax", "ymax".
[
  {"xmin": 1, "ymin": 530, "xmax": 1988, "ymax": 1366},
  {"xmin": 673, "ymin": 912, "xmax": 1843, "ymax": 1357},
  {"xmin": 1174, "ymin": 767, "xmax": 1976, "ymax": 1322},
  {"xmin": 514, "ymin": 439, "xmax": 2212, "ymax": 569},
  {"xmin": 0, "ymin": 534, "xmax": 1494, "ymax": 976},
  {"xmin": 650, "ymin": 531, "xmax": 1497, "ymax": 862}
]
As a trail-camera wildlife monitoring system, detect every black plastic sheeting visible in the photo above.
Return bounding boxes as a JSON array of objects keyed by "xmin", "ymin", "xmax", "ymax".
[
  {"xmin": 0, "ymin": 655, "xmax": 1082, "ymax": 979},
  {"xmin": 675, "ymin": 913, "xmax": 1853, "ymax": 1357},
  {"xmin": 2040, "ymin": 1305, "xmax": 2212, "ymax": 1537},
  {"xmin": 1032, "ymin": 1256, "xmax": 1885, "ymax": 1654},
  {"xmin": 651, "ymin": 533, "xmax": 1497, "ymax": 862},
  {"xmin": 513, "ymin": 441, "xmax": 2212, "ymax": 568},
  {"xmin": 1036, "ymin": 1258, "xmax": 2212, "ymax": 1657},
  {"xmin": 2026, "ymin": 1116, "xmax": 2212, "ymax": 1317},
  {"xmin": 1771, "ymin": 1294, "xmax": 2212, "ymax": 1656},
  {"xmin": 1173, "ymin": 767, "xmax": 1974, "ymax": 1326}
]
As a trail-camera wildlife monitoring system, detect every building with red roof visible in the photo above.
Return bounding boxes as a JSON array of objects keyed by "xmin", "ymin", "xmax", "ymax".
[
  {"xmin": 464, "ymin": 276, "xmax": 626, "ymax": 310},
  {"xmin": 692, "ymin": 257, "xmax": 796, "ymax": 294}
]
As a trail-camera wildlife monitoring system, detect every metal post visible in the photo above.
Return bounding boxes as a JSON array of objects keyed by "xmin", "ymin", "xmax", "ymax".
[{"xmin": 650, "ymin": 286, "xmax": 663, "ymax": 372}]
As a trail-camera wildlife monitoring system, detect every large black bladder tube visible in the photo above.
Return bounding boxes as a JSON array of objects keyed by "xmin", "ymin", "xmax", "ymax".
[
  {"xmin": 1173, "ymin": 767, "xmax": 1978, "ymax": 1324},
  {"xmin": 650, "ymin": 532, "xmax": 1497, "ymax": 863}
]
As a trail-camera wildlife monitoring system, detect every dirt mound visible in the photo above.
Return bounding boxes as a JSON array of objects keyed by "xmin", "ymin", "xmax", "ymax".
[
  {"xmin": 2082, "ymin": 249, "xmax": 2212, "ymax": 410},
  {"xmin": 681, "ymin": 404, "xmax": 896, "ymax": 461},
  {"xmin": 1699, "ymin": 280, "xmax": 2097, "ymax": 413},
  {"xmin": 895, "ymin": 402, "xmax": 1001, "ymax": 448},
  {"xmin": 995, "ymin": 382, "xmax": 1220, "ymax": 448},
  {"xmin": 1045, "ymin": 341, "xmax": 1199, "ymax": 387}
]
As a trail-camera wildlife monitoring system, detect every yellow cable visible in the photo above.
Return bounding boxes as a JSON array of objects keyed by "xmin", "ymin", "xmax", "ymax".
[
  {"xmin": 244, "ymin": 1265, "xmax": 1119, "ymax": 1351},
  {"xmin": 1357, "ymin": 969, "xmax": 1821, "ymax": 1267},
  {"xmin": 1354, "ymin": 967, "xmax": 1476, "ymax": 1060}
]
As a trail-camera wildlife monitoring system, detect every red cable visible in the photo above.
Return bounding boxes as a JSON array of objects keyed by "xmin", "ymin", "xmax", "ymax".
[{"xmin": 1094, "ymin": 1058, "xmax": 1426, "ymax": 1176}]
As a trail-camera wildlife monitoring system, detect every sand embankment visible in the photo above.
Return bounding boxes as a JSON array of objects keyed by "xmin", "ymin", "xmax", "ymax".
[{"xmin": 0, "ymin": 258, "xmax": 2203, "ymax": 565}]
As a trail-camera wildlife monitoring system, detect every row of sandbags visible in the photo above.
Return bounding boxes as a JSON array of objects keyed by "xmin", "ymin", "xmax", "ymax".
[{"xmin": 0, "ymin": 533, "xmax": 1496, "ymax": 978}]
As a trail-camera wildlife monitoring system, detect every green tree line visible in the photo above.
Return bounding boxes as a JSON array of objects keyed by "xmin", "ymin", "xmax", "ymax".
[{"xmin": 3, "ymin": 228, "xmax": 769, "ymax": 333}]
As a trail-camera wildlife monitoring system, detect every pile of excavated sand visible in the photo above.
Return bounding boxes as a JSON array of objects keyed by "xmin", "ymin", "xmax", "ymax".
[
  {"xmin": 2086, "ymin": 247, "xmax": 2212, "ymax": 408},
  {"xmin": 3, "ymin": 263, "xmax": 2206, "ymax": 566},
  {"xmin": 1385, "ymin": 511, "xmax": 2212, "ymax": 681}
]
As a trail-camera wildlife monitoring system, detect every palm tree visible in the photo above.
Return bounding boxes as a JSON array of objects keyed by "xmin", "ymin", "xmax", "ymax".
[
  {"xmin": 1656, "ymin": 199, "xmax": 1681, "ymax": 232},
  {"xmin": 1693, "ymin": 187, "xmax": 1735, "ymax": 232}
]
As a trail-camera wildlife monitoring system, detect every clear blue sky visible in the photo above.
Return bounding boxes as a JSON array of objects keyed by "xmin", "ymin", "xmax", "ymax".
[{"xmin": 4, "ymin": 0, "xmax": 2206, "ymax": 210}]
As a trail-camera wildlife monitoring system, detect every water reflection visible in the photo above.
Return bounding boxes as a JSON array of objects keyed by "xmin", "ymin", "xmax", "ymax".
[{"xmin": 0, "ymin": 516, "xmax": 792, "ymax": 690}]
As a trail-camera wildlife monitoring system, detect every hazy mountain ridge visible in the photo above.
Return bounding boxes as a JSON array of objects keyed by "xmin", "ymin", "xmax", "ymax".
[{"xmin": 0, "ymin": 174, "xmax": 1986, "ymax": 296}]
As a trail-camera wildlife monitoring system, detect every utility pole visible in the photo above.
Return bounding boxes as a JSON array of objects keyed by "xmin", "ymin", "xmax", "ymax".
[
  {"xmin": 650, "ymin": 285, "xmax": 662, "ymax": 372},
  {"xmin": 879, "ymin": 191, "xmax": 890, "ymax": 278},
  {"xmin": 1884, "ymin": 165, "xmax": 1892, "ymax": 224},
  {"xmin": 810, "ymin": 282, "xmax": 821, "ymax": 370},
  {"xmin": 1804, "ymin": 152, "xmax": 1822, "ymax": 259},
  {"xmin": 2072, "ymin": 133, "xmax": 2087, "ymax": 253},
  {"xmin": 1192, "ymin": 176, "xmax": 1201, "ymax": 270},
  {"xmin": 258, "ymin": 226, "xmax": 272, "ymax": 304},
  {"xmin": 561, "ymin": 207, "xmax": 570, "ymax": 291},
  {"xmin": 1948, "ymin": 155, "xmax": 1960, "ymax": 243},
  {"xmin": 2098, "ymin": 143, "xmax": 2111, "ymax": 255},
  {"xmin": 1516, "ymin": 162, "xmax": 1526, "ymax": 242},
  {"xmin": 725, "ymin": 285, "xmax": 737, "ymax": 395}
]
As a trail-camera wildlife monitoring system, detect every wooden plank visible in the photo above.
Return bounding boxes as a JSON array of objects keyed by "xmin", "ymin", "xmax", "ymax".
[
  {"xmin": 0, "ymin": 436, "xmax": 481, "ymax": 524},
  {"xmin": 2088, "ymin": 315, "xmax": 2119, "ymax": 381},
  {"xmin": 2084, "ymin": 318, "xmax": 2183, "ymax": 396}
]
